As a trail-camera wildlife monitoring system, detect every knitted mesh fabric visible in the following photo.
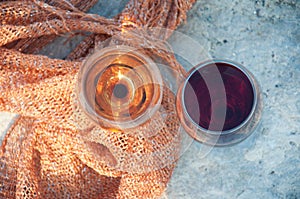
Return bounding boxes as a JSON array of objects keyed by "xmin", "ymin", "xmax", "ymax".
[{"xmin": 0, "ymin": 0, "xmax": 195, "ymax": 198}]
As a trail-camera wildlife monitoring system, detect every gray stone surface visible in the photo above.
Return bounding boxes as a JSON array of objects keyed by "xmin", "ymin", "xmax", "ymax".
[
  {"xmin": 0, "ymin": 0, "xmax": 299, "ymax": 198},
  {"xmin": 166, "ymin": 0, "xmax": 300, "ymax": 198}
]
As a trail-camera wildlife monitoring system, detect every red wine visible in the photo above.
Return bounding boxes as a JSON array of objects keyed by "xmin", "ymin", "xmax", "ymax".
[{"xmin": 183, "ymin": 62, "xmax": 254, "ymax": 131}]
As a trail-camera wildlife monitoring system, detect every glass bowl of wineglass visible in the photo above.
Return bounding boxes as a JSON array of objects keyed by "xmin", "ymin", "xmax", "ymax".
[{"xmin": 176, "ymin": 60, "xmax": 263, "ymax": 146}]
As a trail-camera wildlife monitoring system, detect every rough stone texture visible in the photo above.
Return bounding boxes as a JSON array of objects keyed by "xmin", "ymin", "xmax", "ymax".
[
  {"xmin": 166, "ymin": 0, "xmax": 300, "ymax": 198},
  {"xmin": 0, "ymin": 0, "xmax": 299, "ymax": 198}
]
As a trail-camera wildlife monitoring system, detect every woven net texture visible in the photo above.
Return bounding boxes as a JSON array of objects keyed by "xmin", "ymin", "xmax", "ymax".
[{"xmin": 0, "ymin": 0, "xmax": 195, "ymax": 198}]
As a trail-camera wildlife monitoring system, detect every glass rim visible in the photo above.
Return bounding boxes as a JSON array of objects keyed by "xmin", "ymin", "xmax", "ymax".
[
  {"xmin": 180, "ymin": 59, "xmax": 259, "ymax": 136},
  {"xmin": 78, "ymin": 45, "xmax": 163, "ymax": 129}
]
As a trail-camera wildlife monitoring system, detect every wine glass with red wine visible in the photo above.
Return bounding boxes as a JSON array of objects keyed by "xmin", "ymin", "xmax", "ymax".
[{"xmin": 176, "ymin": 60, "xmax": 263, "ymax": 146}]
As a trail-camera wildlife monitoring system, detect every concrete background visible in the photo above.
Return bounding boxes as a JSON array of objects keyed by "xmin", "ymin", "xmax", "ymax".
[
  {"xmin": 166, "ymin": 0, "xmax": 300, "ymax": 198},
  {"xmin": 0, "ymin": 0, "xmax": 299, "ymax": 198}
]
